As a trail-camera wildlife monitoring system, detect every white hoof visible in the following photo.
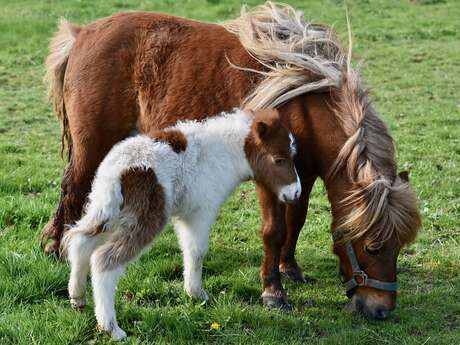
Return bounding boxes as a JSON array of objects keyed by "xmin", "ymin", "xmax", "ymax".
[
  {"xmin": 187, "ymin": 287, "xmax": 209, "ymax": 301},
  {"xmin": 98, "ymin": 323, "xmax": 127, "ymax": 341},
  {"xmin": 111, "ymin": 326, "xmax": 127, "ymax": 341},
  {"xmin": 70, "ymin": 296, "xmax": 86, "ymax": 309}
]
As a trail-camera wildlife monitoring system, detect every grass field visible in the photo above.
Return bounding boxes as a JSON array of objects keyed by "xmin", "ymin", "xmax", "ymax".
[{"xmin": 0, "ymin": 0, "xmax": 459, "ymax": 344}]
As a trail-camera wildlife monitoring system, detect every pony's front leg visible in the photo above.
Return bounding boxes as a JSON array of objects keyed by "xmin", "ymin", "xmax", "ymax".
[
  {"xmin": 174, "ymin": 214, "xmax": 213, "ymax": 300},
  {"xmin": 256, "ymin": 183, "xmax": 289, "ymax": 309}
]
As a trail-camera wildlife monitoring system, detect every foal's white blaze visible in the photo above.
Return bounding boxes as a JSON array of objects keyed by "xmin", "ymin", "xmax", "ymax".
[
  {"xmin": 289, "ymin": 132, "xmax": 297, "ymax": 157},
  {"xmin": 278, "ymin": 133, "xmax": 301, "ymax": 202}
]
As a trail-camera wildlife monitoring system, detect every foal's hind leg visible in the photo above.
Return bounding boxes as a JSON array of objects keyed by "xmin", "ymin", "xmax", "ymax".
[
  {"xmin": 66, "ymin": 230, "xmax": 105, "ymax": 308},
  {"xmin": 174, "ymin": 212, "xmax": 214, "ymax": 300},
  {"xmin": 91, "ymin": 168, "xmax": 167, "ymax": 340}
]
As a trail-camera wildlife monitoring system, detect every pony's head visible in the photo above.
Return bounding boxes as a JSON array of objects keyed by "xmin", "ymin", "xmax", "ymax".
[
  {"xmin": 245, "ymin": 109, "xmax": 301, "ymax": 203},
  {"xmin": 224, "ymin": 1, "xmax": 422, "ymax": 319},
  {"xmin": 322, "ymin": 71, "xmax": 422, "ymax": 319}
]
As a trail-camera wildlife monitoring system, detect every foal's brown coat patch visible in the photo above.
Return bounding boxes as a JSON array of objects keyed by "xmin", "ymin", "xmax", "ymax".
[
  {"xmin": 92, "ymin": 168, "xmax": 167, "ymax": 272},
  {"xmin": 245, "ymin": 109, "xmax": 298, "ymax": 192},
  {"xmin": 151, "ymin": 129, "xmax": 187, "ymax": 153}
]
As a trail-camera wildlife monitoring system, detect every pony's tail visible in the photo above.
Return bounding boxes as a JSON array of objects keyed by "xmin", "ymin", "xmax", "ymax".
[{"xmin": 44, "ymin": 18, "xmax": 81, "ymax": 160}]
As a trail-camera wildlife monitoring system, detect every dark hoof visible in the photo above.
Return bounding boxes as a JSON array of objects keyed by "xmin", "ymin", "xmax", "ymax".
[
  {"xmin": 261, "ymin": 291, "xmax": 292, "ymax": 311},
  {"xmin": 41, "ymin": 219, "xmax": 62, "ymax": 256},
  {"xmin": 279, "ymin": 264, "xmax": 316, "ymax": 284},
  {"xmin": 44, "ymin": 240, "xmax": 61, "ymax": 256}
]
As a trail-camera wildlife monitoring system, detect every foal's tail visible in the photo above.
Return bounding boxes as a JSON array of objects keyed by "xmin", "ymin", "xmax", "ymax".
[
  {"xmin": 45, "ymin": 18, "xmax": 81, "ymax": 160},
  {"xmin": 61, "ymin": 167, "xmax": 167, "ymax": 272},
  {"xmin": 91, "ymin": 168, "xmax": 167, "ymax": 272}
]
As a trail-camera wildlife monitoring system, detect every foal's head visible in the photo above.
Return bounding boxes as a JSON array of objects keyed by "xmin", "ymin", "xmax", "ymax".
[{"xmin": 245, "ymin": 109, "xmax": 301, "ymax": 203}]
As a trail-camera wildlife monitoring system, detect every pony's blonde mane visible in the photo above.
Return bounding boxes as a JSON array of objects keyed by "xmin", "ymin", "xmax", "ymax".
[
  {"xmin": 330, "ymin": 71, "xmax": 421, "ymax": 246},
  {"xmin": 223, "ymin": 2, "xmax": 421, "ymax": 246},
  {"xmin": 222, "ymin": 1, "xmax": 345, "ymax": 109}
]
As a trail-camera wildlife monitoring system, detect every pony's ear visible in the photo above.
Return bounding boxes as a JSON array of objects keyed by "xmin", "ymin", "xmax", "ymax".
[
  {"xmin": 256, "ymin": 121, "xmax": 268, "ymax": 139},
  {"xmin": 398, "ymin": 170, "xmax": 409, "ymax": 183}
]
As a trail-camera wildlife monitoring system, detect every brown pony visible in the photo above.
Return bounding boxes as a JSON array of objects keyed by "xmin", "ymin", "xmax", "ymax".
[{"xmin": 43, "ymin": 2, "xmax": 421, "ymax": 319}]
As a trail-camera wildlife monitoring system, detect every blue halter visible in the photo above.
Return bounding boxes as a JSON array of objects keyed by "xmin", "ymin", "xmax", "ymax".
[{"xmin": 332, "ymin": 229, "xmax": 398, "ymax": 294}]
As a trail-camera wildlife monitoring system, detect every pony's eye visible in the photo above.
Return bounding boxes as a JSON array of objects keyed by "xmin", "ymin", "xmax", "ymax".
[
  {"xmin": 365, "ymin": 246, "xmax": 381, "ymax": 256},
  {"xmin": 273, "ymin": 157, "xmax": 285, "ymax": 165}
]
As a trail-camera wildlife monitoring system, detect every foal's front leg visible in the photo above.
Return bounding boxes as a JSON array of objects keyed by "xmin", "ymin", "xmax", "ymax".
[
  {"xmin": 280, "ymin": 177, "xmax": 316, "ymax": 283},
  {"xmin": 256, "ymin": 183, "xmax": 289, "ymax": 309},
  {"xmin": 174, "ymin": 213, "xmax": 213, "ymax": 300}
]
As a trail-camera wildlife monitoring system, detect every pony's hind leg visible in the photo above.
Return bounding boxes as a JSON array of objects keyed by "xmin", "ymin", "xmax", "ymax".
[
  {"xmin": 174, "ymin": 213, "xmax": 214, "ymax": 300},
  {"xmin": 90, "ymin": 168, "xmax": 167, "ymax": 340}
]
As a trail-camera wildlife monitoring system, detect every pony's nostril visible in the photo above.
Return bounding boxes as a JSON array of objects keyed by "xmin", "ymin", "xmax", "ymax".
[
  {"xmin": 375, "ymin": 306, "xmax": 390, "ymax": 320},
  {"xmin": 294, "ymin": 190, "xmax": 300, "ymax": 199}
]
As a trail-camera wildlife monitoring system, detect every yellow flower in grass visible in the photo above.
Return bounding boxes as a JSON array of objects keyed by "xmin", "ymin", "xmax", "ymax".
[{"xmin": 210, "ymin": 322, "xmax": 221, "ymax": 331}]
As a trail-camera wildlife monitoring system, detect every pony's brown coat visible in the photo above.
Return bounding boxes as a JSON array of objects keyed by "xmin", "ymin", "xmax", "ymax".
[{"xmin": 43, "ymin": 3, "xmax": 421, "ymax": 316}]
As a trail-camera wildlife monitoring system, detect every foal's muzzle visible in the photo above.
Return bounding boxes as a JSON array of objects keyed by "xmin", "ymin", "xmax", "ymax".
[{"xmin": 278, "ymin": 179, "xmax": 302, "ymax": 203}]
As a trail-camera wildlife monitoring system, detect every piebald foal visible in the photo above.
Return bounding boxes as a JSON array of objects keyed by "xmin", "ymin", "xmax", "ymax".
[{"xmin": 62, "ymin": 108, "xmax": 300, "ymax": 340}]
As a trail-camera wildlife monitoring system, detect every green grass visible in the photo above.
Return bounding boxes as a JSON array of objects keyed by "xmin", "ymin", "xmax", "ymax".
[{"xmin": 0, "ymin": 0, "xmax": 459, "ymax": 344}]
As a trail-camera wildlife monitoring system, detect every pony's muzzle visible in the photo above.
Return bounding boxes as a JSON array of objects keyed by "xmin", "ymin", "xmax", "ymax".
[{"xmin": 351, "ymin": 292, "xmax": 395, "ymax": 320}]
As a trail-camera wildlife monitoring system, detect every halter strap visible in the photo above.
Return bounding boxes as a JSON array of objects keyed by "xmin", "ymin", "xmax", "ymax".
[{"xmin": 332, "ymin": 229, "xmax": 398, "ymax": 293}]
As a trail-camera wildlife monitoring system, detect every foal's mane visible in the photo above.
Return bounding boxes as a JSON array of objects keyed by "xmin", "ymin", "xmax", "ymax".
[{"xmin": 223, "ymin": 2, "xmax": 420, "ymax": 246}]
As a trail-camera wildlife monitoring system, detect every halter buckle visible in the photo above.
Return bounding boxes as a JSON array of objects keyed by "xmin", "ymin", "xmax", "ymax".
[{"xmin": 353, "ymin": 270, "xmax": 368, "ymax": 287}]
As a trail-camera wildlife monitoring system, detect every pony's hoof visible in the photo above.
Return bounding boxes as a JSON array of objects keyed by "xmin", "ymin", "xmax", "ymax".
[
  {"xmin": 44, "ymin": 239, "xmax": 61, "ymax": 256},
  {"xmin": 70, "ymin": 296, "xmax": 86, "ymax": 310},
  {"xmin": 279, "ymin": 263, "xmax": 316, "ymax": 284},
  {"xmin": 261, "ymin": 291, "xmax": 292, "ymax": 311}
]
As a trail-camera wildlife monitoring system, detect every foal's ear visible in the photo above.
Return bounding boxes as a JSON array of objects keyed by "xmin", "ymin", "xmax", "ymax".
[
  {"xmin": 256, "ymin": 121, "xmax": 269, "ymax": 139},
  {"xmin": 398, "ymin": 170, "xmax": 409, "ymax": 183}
]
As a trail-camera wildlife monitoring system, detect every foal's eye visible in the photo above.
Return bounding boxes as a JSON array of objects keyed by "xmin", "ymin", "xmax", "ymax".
[
  {"xmin": 273, "ymin": 157, "xmax": 286, "ymax": 165},
  {"xmin": 365, "ymin": 246, "xmax": 381, "ymax": 256}
]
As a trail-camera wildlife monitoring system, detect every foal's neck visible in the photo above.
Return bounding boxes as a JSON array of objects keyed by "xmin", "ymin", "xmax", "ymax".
[{"xmin": 174, "ymin": 109, "xmax": 254, "ymax": 200}]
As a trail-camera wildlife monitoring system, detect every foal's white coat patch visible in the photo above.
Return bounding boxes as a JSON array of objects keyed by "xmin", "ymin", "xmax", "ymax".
[
  {"xmin": 65, "ymin": 109, "xmax": 303, "ymax": 339},
  {"xmin": 63, "ymin": 109, "xmax": 303, "ymax": 340}
]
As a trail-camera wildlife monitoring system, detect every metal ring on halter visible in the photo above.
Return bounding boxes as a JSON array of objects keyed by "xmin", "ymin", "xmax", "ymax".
[{"xmin": 332, "ymin": 229, "xmax": 398, "ymax": 294}]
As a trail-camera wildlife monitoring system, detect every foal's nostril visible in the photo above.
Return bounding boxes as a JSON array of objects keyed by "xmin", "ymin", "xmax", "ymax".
[{"xmin": 294, "ymin": 190, "xmax": 299, "ymax": 199}]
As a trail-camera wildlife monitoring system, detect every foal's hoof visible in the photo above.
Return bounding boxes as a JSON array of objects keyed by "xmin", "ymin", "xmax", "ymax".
[
  {"xmin": 111, "ymin": 327, "xmax": 127, "ymax": 341},
  {"xmin": 70, "ymin": 296, "xmax": 86, "ymax": 310},
  {"xmin": 187, "ymin": 288, "xmax": 209, "ymax": 301},
  {"xmin": 97, "ymin": 324, "xmax": 127, "ymax": 341},
  {"xmin": 279, "ymin": 263, "xmax": 316, "ymax": 284},
  {"xmin": 261, "ymin": 291, "xmax": 292, "ymax": 311}
]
